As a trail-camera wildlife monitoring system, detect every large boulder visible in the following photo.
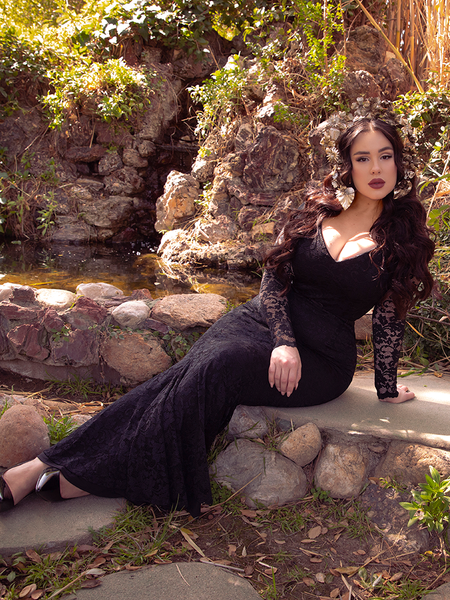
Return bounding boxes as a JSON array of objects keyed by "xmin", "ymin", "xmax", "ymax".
[{"xmin": 0, "ymin": 405, "xmax": 50, "ymax": 468}]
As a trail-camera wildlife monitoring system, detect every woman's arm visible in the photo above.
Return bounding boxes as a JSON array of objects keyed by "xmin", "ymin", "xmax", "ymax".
[
  {"xmin": 259, "ymin": 268, "xmax": 302, "ymax": 397},
  {"xmin": 372, "ymin": 294, "xmax": 413, "ymax": 402}
]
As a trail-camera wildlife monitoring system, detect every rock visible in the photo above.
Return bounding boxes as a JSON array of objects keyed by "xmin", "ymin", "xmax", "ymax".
[
  {"xmin": 378, "ymin": 57, "xmax": 411, "ymax": 100},
  {"xmin": 343, "ymin": 26, "xmax": 387, "ymax": 75},
  {"xmin": 155, "ymin": 170, "xmax": 199, "ymax": 232},
  {"xmin": 242, "ymin": 125, "xmax": 299, "ymax": 192},
  {"xmin": 279, "ymin": 423, "xmax": 322, "ymax": 467},
  {"xmin": 11, "ymin": 286, "xmax": 36, "ymax": 305},
  {"xmin": 0, "ymin": 283, "xmax": 15, "ymax": 301},
  {"xmin": 65, "ymin": 145, "xmax": 106, "ymax": 162},
  {"xmin": 211, "ymin": 438, "xmax": 308, "ymax": 508},
  {"xmin": 76, "ymin": 283, "xmax": 124, "ymax": 301},
  {"xmin": 343, "ymin": 70, "xmax": 381, "ymax": 101},
  {"xmin": 424, "ymin": 583, "xmax": 450, "ymax": 600},
  {"xmin": 151, "ymin": 293, "xmax": 226, "ymax": 330},
  {"xmin": 0, "ymin": 405, "xmax": 50, "ymax": 468},
  {"xmin": 194, "ymin": 215, "xmax": 237, "ymax": 243},
  {"xmin": 7, "ymin": 323, "xmax": 49, "ymax": 361},
  {"xmin": 49, "ymin": 328, "xmax": 100, "ymax": 367},
  {"xmin": 51, "ymin": 216, "xmax": 96, "ymax": 244},
  {"xmin": 122, "ymin": 148, "xmax": 148, "ymax": 168},
  {"xmin": 374, "ymin": 441, "xmax": 450, "ymax": 486},
  {"xmin": 64, "ymin": 296, "xmax": 108, "ymax": 330},
  {"xmin": 101, "ymin": 332, "xmax": 172, "ymax": 385},
  {"xmin": 112, "ymin": 301, "xmax": 151, "ymax": 329},
  {"xmin": 78, "ymin": 195, "xmax": 135, "ymax": 232},
  {"xmin": 36, "ymin": 289, "xmax": 77, "ymax": 311},
  {"xmin": 98, "ymin": 151, "xmax": 123, "ymax": 176},
  {"xmin": 104, "ymin": 167, "xmax": 145, "ymax": 196},
  {"xmin": 227, "ymin": 405, "xmax": 269, "ymax": 439},
  {"xmin": 314, "ymin": 443, "xmax": 369, "ymax": 498},
  {"xmin": 0, "ymin": 303, "xmax": 38, "ymax": 322},
  {"xmin": 136, "ymin": 140, "xmax": 156, "ymax": 158}
]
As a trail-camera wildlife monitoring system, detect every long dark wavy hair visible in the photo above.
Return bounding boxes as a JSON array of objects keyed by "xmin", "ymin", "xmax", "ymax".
[{"xmin": 264, "ymin": 118, "xmax": 435, "ymax": 319}]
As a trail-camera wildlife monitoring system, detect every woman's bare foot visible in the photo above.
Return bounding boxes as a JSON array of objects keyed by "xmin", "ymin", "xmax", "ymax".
[
  {"xmin": 379, "ymin": 384, "xmax": 415, "ymax": 404},
  {"xmin": 3, "ymin": 459, "xmax": 90, "ymax": 504}
]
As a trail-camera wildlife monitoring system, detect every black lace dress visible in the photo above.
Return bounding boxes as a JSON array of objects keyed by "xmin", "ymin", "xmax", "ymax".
[{"xmin": 40, "ymin": 228, "xmax": 405, "ymax": 517}]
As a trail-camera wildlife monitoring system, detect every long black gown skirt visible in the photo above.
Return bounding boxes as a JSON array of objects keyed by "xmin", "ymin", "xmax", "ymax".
[{"xmin": 40, "ymin": 295, "xmax": 356, "ymax": 517}]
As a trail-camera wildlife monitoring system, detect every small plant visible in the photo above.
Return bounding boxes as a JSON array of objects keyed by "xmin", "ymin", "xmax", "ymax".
[
  {"xmin": 400, "ymin": 465, "xmax": 450, "ymax": 547},
  {"xmin": 36, "ymin": 190, "xmax": 58, "ymax": 235},
  {"xmin": 162, "ymin": 330, "xmax": 200, "ymax": 362},
  {"xmin": 50, "ymin": 324, "xmax": 71, "ymax": 343},
  {"xmin": 43, "ymin": 415, "xmax": 78, "ymax": 445}
]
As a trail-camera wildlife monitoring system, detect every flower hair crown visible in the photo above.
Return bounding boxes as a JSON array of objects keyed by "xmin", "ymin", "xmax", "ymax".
[{"xmin": 318, "ymin": 98, "xmax": 419, "ymax": 209}]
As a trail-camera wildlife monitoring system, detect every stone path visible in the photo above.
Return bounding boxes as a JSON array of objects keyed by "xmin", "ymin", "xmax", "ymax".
[{"xmin": 0, "ymin": 372, "xmax": 449, "ymax": 599}]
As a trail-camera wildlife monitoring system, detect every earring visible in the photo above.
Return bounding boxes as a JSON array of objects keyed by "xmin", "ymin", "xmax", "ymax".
[
  {"xmin": 393, "ymin": 170, "xmax": 415, "ymax": 199},
  {"xmin": 331, "ymin": 168, "xmax": 355, "ymax": 210}
]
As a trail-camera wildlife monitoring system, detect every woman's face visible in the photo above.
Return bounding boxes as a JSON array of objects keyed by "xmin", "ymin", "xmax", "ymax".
[{"xmin": 350, "ymin": 129, "xmax": 397, "ymax": 202}]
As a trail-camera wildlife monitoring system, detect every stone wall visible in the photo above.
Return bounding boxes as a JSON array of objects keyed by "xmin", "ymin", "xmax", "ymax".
[{"xmin": 0, "ymin": 282, "xmax": 227, "ymax": 386}]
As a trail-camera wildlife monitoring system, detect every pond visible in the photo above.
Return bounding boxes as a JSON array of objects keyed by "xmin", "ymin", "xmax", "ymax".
[{"xmin": 0, "ymin": 241, "xmax": 261, "ymax": 305}]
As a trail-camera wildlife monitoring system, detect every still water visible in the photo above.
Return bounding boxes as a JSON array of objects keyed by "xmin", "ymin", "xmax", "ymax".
[{"xmin": 0, "ymin": 241, "xmax": 261, "ymax": 304}]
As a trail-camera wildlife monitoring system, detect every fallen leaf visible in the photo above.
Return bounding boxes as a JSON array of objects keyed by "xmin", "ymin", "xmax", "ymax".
[
  {"xmin": 78, "ymin": 545, "xmax": 98, "ymax": 553},
  {"xmin": 308, "ymin": 525, "xmax": 322, "ymax": 539},
  {"xmin": 244, "ymin": 565, "xmax": 254, "ymax": 577},
  {"xmin": 85, "ymin": 568, "xmax": 105, "ymax": 576},
  {"xmin": 434, "ymin": 372, "xmax": 443, "ymax": 378},
  {"xmin": 330, "ymin": 588, "xmax": 340, "ymax": 598},
  {"xmin": 264, "ymin": 567, "xmax": 277, "ymax": 575},
  {"xmin": 310, "ymin": 558, "xmax": 322, "ymax": 563},
  {"xmin": 25, "ymin": 550, "xmax": 41, "ymax": 564},
  {"xmin": 19, "ymin": 584, "xmax": 37, "ymax": 598},
  {"xmin": 321, "ymin": 527, "xmax": 328, "ymax": 535},
  {"xmin": 353, "ymin": 549, "xmax": 366, "ymax": 555},
  {"xmin": 334, "ymin": 566, "xmax": 359, "ymax": 576},
  {"xmin": 240, "ymin": 509, "xmax": 258, "ymax": 518},
  {"xmin": 180, "ymin": 527, "xmax": 199, "ymax": 540},
  {"xmin": 302, "ymin": 577, "xmax": 315, "ymax": 586},
  {"xmin": 274, "ymin": 540, "xmax": 286, "ymax": 545},
  {"xmin": 241, "ymin": 546, "xmax": 247, "ymax": 557},
  {"xmin": 87, "ymin": 557, "xmax": 106, "ymax": 568},
  {"xmin": 30, "ymin": 591, "xmax": 44, "ymax": 600},
  {"xmin": 154, "ymin": 559, "xmax": 172, "ymax": 565},
  {"xmin": 330, "ymin": 547, "xmax": 337, "ymax": 554},
  {"xmin": 315, "ymin": 572, "xmax": 325, "ymax": 583},
  {"xmin": 180, "ymin": 529, "xmax": 205, "ymax": 557},
  {"xmin": 101, "ymin": 541, "xmax": 114, "ymax": 553},
  {"xmin": 342, "ymin": 593, "xmax": 350, "ymax": 600},
  {"xmin": 144, "ymin": 549, "xmax": 158, "ymax": 559},
  {"xmin": 329, "ymin": 568, "xmax": 340, "ymax": 577},
  {"xmin": 228, "ymin": 544, "xmax": 237, "ymax": 556},
  {"xmin": 390, "ymin": 572, "xmax": 403, "ymax": 582},
  {"xmin": 382, "ymin": 570, "xmax": 390, "ymax": 578},
  {"xmin": 301, "ymin": 539, "xmax": 316, "ymax": 544}
]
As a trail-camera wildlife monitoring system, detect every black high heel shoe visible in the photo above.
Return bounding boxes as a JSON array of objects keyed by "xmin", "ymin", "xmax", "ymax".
[
  {"xmin": 35, "ymin": 468, "xmax": 63, "ymax": 502},
  {"xmin": 0, "ymin": 474, "xmax": 14, "ymax": 512}
]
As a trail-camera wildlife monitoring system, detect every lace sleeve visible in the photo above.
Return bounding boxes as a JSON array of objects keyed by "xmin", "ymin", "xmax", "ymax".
[
  {"xmin": 372, "ymin": 295, "xmax": 406, "ymax": 399},
  {"xmin": 259, "ymin": 267, "xmax": 297, "ymax": 349}
]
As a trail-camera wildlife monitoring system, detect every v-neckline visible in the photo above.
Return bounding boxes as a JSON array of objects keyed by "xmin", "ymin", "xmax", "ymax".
[{"xmin": 319, "ymin": 223, "xmax": 376, "ymax": 264}]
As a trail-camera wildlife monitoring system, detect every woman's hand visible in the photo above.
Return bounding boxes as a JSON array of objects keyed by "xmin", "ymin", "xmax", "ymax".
[
  {"xmin": 268, "ymin": 345, "xmax": 302, "ymax": 397},
  {"xmin": 379, "ymin": 384, "xmax": 415, "ymax": 403}
]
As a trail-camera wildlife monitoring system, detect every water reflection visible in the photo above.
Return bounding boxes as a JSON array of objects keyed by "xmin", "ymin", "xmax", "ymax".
[{"xmin": 0, "ymin": 242, "xmax": 261, "ymax": 304}]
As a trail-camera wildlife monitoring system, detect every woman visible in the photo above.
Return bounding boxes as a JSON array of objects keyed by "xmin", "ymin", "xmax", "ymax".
[{"xmin": 0, "ymin": 116, "xmax": 435, "ymax": 516}]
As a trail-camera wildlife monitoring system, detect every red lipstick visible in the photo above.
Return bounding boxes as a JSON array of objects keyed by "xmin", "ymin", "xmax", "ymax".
[{"xmin": 369, "ymin": 178, "xmax": 385, "ymax": 189}]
